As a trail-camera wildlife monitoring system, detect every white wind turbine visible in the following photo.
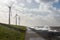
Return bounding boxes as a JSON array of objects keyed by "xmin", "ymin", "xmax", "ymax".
[{"xmin": 5, "ymin": 0, "xmax": 16, "ymax": 24}]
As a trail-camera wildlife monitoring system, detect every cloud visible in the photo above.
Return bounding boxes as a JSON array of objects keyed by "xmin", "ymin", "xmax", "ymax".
[
  {"xmin": 0, "ymin": 0, "xmax": 17, "ymax": 24},
  {"xmin": 26, "ymin": 0, "xmax": 32, "ymax": 3},
  {"xmin": 18, "ymin": 0, "xmax": 60, "ymax": 26},
  {"xmin": 0, "ymin": 0, "xmax": 60, "ymax": 26}
]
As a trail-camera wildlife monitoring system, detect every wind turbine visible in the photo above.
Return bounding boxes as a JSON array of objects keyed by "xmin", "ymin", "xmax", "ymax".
[
  {"xmin": 6, "ymin": 1, "xmax": 15, "ymax": 25},
  {"xmin": 15, "ymin": 14, "xmax": 18, "ymax": 25},
  {"xmin": 15, "ymin": 9, "xmax": 20, "ymax": 25},
  {"xmin": 18, "ymin": 16, "xmax": 20, "ymax": 25},
  {"xmin": 15, "ymin": 14, "xmax": 20, "ymax": 25}
]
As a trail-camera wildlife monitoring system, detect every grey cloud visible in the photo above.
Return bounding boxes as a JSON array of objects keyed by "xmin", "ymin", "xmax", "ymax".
[
  {"xmin": 0, "ymin": 0, "xmax": 60, "ymax": 26},
  {"xmin": 15, "ymin": 0, "xmax": 60, "ymax": 26},
  {"xmin": 16, "ymin": 0, "xmax": 40, "ymax": 9}
]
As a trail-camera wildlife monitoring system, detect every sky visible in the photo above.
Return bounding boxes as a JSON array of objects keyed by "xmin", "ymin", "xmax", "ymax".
[{"xmin": 0, "ymin": 0, "xmax": 60, "ymax": 26}]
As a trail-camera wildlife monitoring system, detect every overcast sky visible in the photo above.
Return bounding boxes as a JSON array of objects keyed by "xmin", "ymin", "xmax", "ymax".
[{"xmin": 0, "ymin": 0, "xmax": 60, "ymax": 26}]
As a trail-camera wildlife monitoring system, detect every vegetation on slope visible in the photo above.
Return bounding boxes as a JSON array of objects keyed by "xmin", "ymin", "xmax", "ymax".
[{"xmin": 0, "ymin": 23, "xmax": 27, "ymax": 40}]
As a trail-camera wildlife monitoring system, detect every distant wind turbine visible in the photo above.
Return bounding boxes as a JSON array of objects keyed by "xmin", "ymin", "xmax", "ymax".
[
  {"xmin": 18, "ymin": 16, "xmax": 20, "ymax": 25},
  {"xmin": 15, "ymin": 14, "xmax": 20, "ymax": 25},
  {"xmin": 15, "ymin": 14, "xmax": 18, "ymax": 25}
]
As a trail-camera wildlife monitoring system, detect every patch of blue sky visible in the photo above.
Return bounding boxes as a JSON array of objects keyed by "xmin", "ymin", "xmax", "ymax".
[{"xmin": 53, "ymin": 0, "xmax": 60, "ymax": 9}]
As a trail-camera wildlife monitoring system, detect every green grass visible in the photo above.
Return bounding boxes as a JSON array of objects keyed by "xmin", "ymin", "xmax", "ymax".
[
  {"xmin": 11, "ymin": 25, "xmax": 27, "ymax": 31},
  {"xmin": 0, "ymin": 23, "xmax": 27, "ymax": 40}
]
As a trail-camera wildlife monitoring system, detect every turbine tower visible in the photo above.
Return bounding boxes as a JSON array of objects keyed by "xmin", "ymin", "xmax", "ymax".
[
  {"xmin": 15, "ymin": 14, "xmax": 18, "ymax": 25},
  {"xmin": 6, "ymin": 1, "xmax": 14, "ymax": 25},
  {"xmin": 18, "ymin": 16, "xmax": 20, "ymax": 25}
]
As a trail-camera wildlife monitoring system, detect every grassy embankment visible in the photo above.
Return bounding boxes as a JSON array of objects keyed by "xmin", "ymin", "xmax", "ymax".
[{"xmin": 0, "ymin": 23, "xmax": 27, "ymax": 40}]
